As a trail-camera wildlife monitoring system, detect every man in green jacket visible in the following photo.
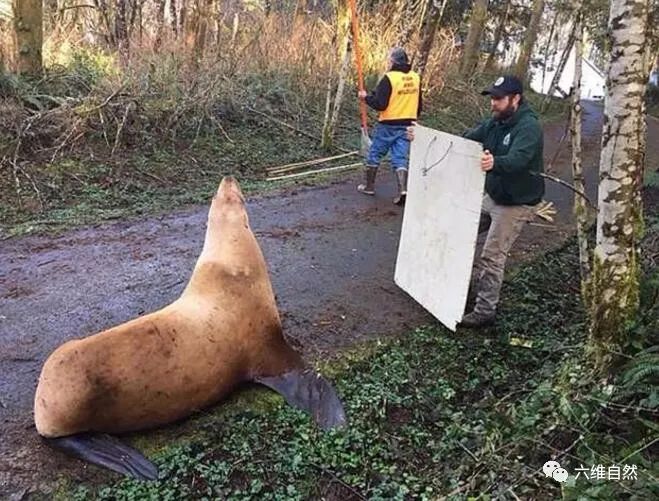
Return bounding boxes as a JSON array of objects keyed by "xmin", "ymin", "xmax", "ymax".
[{"xmin": 459, "ymin": 75, "xmax": 544, "ymax": 327}]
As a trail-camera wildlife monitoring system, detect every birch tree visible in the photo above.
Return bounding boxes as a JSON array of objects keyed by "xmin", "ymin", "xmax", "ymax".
[
  {"xmin": 588, "ymin": 0, "xmax": 652, "ymax": 370},
  {"xmin": 570, "ymin": 6, "xmax": 589, "ymax": 298},
  {"xmin": 320, "ymin": 1, "xmax": 350, "ymax": 150},
  {"xmin": 12, "ymin": 0, "xmax": 43, "ymax": 75},
  {"xmin": 327, "ymin": 41, "xmax": 352, "ymax": 143},
  {"xmin": 460, "ymin": 0, "xmax": 488, "ymax": 76}
]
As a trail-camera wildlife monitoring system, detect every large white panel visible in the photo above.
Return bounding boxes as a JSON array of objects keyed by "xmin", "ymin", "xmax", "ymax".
[{"xmin": 395, "ymin": 126, "xmax": 485, "ymax": 331}]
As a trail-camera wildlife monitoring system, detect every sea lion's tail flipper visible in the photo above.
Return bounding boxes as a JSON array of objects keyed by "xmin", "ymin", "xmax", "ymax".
[
  {"xmin": 44, "ymin": 433, "xmax": 159, "ymax": 481},
  {"xmin": 256, "ymin": 369, "xmax": 347, "ymax": 430}
]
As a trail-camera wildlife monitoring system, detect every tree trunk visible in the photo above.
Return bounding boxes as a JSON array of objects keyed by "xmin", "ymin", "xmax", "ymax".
[
  {"xmin": 115, "ymin": 0, "xmax": 129, "ymax": 58},
  {"xmin": 170, "ymin": 0, "xmax": 178, "ymax": 38},
  {"xmin": 335, "ymin": 0, "xmax": 349, "ymax": 51},
  {"xmin": 13, "ymin": 0, "xmax": 43, "ymax": 75},
  {"xmin": 193, "ymin": 0, "xmax": 213, "ymax": 59},
  {"xmin": 93, "ymin": 0, "xmax": 116, "ymax": 48},
  {"xmin": 127, "ymin": 0, "xmax": 140, "ymax": 40},
  {"xmin": 327, "ymin": 39, "xmax": 352, "ymax": 143},
  {"xmin": 415, "ymin": 0, "xmax": 428, "ymax": 37},
  {"xmin": 321, "ymin": 37, "xmax": 337, "ymax": 150},
  {"xmin": 485, "ymin": 1, "xmax": 510, "ymax": 71},
  {"xmin": 570, "ymin": 7, "xmax": 589, "ymax": 300},
  {"xmin": 514, "ymin": 0, "xmax": 545, "ymax": 81},
  {"xmin": 541, "ymin": 21, "xmax": 577, "ymax": 111},
  {"xmin": 416, "ymin": 0, "xmax": 447, "ymax": 78},
  {"xmin": 154, "ymin": 0, "xmax": 166, "ymax": 49},
  {"xmin": 179, "ymin": 0, "xmax": 187, "ymax": 38},
  {"xmin": 540, "ymin": 8, "xmax": 559, "ymax": 90},
  {"xmin": 320, "ymin": 3, "xmax": 350, "ymax": 150},
  {"xmin": 396, "ymin": 0, "xmax": 420, "ymax": 47},
  {"xmin": 230, "ymin": 12, "xmax": 239, "ymax": 49},
  {"xmin": 635, "ymin": 11, "xmax": 659, "ymax": 229},
  {"xmin": 588, "ymin": 0, "xmax": 652, "ymax": 371},
  {"xmin": 138, "ymin": 2, "xmax": 143, "ymax": 43},
  {"xmin": 460, "ymin": 0, "xmax": 488, "ymax": 76},
  {"xmin": 210, "ymin": 0, "xmax": 220, "ymax": 47},
  {"xmin": 184, "ymin": 0, "xmax": 198, "ymax": 51}
]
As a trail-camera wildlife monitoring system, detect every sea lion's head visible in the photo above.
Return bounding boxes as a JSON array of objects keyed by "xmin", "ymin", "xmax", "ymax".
[
  {"xmin": 210, "ymin": 176, "xmax": 248, "ymax": 227},
  {"xmin": 216, "ymin": 176, "xmax": 246, "ymax": 205},
  {"xmin": 198, "ymin": 176, "xmax": 255, "ymax": 266}
]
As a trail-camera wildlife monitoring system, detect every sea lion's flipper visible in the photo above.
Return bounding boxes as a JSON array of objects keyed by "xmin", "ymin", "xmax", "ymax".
[
  {"xmin": 44, "ymin": 433, "xmax": 159, "ymax": 481},
  {"xmin": 256, "ymin": 369, "xmax": 347, "ymax": 430}
]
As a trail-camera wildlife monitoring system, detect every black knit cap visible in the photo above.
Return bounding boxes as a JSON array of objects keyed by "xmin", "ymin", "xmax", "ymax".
[{"xmin": 389, "ymin": 47, "xmax": 409, "ymax": 66}]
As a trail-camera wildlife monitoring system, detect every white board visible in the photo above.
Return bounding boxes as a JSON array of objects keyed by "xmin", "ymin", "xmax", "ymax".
[{"xmin": 394, "ymin": 126, "xmax": 485, "ymax": 331}]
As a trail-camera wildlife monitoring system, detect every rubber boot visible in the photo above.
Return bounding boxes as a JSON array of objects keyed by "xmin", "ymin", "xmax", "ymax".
[
  {"xmin": 357, "ymin": 167, "xmax": 378, "ymax": 195},
  {"xmin": 393, "ymin": 169, "xmax": 408, "ymax": 205}
]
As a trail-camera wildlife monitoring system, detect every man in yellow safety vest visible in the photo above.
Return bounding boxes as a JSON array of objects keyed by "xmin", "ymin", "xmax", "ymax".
[{"xmin": 358, "ymin": 47, "xmax": 422, "ymax": 205}]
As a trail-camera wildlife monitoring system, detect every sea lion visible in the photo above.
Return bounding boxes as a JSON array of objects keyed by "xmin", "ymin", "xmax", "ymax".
[{"xmin": 34, "ymin": 176, "xmax": 346, "ymax": 480}]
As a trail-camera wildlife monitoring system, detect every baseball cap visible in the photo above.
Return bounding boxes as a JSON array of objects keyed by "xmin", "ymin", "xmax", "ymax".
[{"xmin": 481, "ymin": 75, "xmax": 524, "ymax": 98}]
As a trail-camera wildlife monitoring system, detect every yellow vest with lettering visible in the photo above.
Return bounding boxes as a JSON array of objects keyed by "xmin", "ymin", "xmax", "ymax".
[{"xmin": 379, "ymin": 70, "xmax": 420, "ymax": 122}]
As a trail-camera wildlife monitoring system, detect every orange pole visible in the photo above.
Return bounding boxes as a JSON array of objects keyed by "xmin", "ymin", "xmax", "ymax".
[{"xmin": 347, "ymin": 0, "xmax": 368, "ymax": 131}]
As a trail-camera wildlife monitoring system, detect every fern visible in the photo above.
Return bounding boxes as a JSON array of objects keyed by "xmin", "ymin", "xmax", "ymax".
[
  {"xmin": 623, "ymin": 360, "xmax": 659, "ymax": 386},
  {"xmin": 614, "ymin": 348, "xmax": 659, "ymax": 409},
  {"xmin": 621, "ymin": 348, "xmax": 659, "ymax": 386}
]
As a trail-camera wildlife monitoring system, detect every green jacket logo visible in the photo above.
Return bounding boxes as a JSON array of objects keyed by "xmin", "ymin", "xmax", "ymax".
[{"xmin": 503, "ymin": 133, "xmax": 511, "ymax": 146}]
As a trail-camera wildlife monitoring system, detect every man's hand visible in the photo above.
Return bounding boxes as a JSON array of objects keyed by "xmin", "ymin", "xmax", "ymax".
[
  {"xmin": 406, "ymin": 122, "xmax": 417, "ymax": 141},
  {"xmin": 481, "ymin": 150, "xmax": 494, "ymax": 172},
  {"xmin": 358, "ymin": 90, "xmax": 368, "ymax": 99}
]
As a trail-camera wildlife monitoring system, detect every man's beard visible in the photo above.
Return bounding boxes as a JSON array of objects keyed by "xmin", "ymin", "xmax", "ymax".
[{"xmin": 492, "ymin": 103, "xmax": 516, "ymax": 121}]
